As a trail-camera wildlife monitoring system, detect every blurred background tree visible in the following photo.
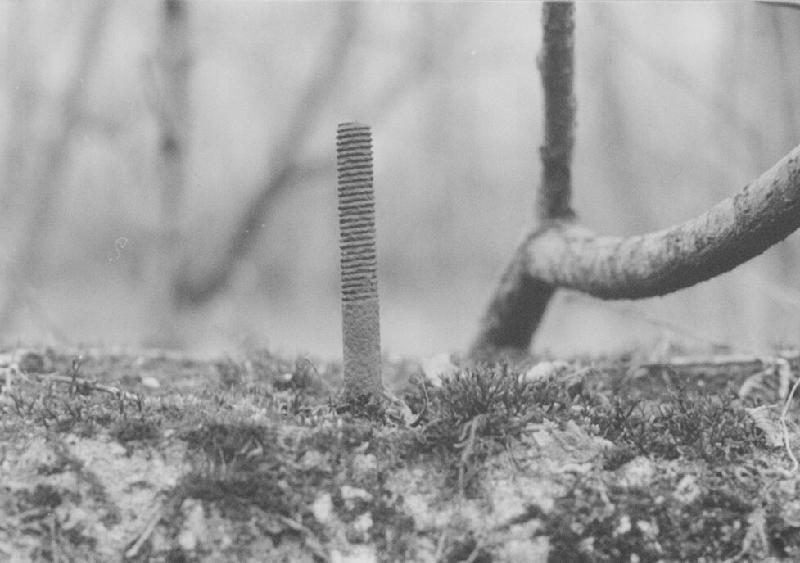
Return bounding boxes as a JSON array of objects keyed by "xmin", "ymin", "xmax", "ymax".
[
  {"xmin": 145, "ymin": 0, "xmax": 190, "ymax": 347},
  {"xmin": 1, "ymin": 2, "xmax": 799, "ymax": 359}
]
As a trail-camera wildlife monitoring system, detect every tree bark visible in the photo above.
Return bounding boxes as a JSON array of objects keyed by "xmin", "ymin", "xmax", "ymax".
[
  {"xmin": 470, "ymin": 2, "xmax": 800, "ymax": 356},
  {"xmin": 473, "ymin": 143, "xmax": 800, "ymax": 356},
  {"xmin": 470, "ymin": 2, "xmax": 574, "ymax": 356},
  {"xmin": 536, "ymin": 3, "xmax": 576, "ymax": 222}
]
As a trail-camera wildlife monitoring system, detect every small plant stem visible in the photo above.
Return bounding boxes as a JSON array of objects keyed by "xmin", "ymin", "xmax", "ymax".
[{"xmin": 336, "ymin": 122, "xmax": 382, "ymax": 401}]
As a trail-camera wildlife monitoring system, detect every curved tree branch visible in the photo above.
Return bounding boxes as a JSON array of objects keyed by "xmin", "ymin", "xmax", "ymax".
[
  {"xmin": 470, "ymin": 2, "xmax": 800, "ymax": 356},
  {"xmin": 472, "ymin": 141, "xmax": 800, "ymax": 356},
  {"xmin": 525, "ymin": 146, "xmax": 800, "ymax": 297}
]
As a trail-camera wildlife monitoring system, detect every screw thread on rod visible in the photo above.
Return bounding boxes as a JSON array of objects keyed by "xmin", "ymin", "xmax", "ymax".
[{"xmin": 336, "ymin": 122, "xmax": 382, "ymax": 400}]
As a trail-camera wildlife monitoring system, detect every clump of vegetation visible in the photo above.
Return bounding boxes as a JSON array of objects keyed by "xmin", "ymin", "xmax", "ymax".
[
  {"xmin": 334, "ymin": 390, "xmax": 387, "ymax": 421},
  {"xmin": 544, "ymin": 475, "xmax": 745, "ymax": 561},
  {"xmin": 6, "ymin": 376, "xmax": 140, "ymax": 438},
  {"xmin": 542, "ymin": 462, "xmax": 800, "ymax": 562},
  {"xmin": 168, "ymin": 418, "xmax": 415, "ymax": 560},
  {"xmin": 109, "ymin": 417, "xmax": 161, "ymax": 444},
  {"xmin": 2, "ymin": 347, "xmax": 796, "ymax": 561},
  {"xmin": 587, "ymin": 384, "xmax": 766, "ymax": 463},
  {"xmin": 9, "ymin": 484, "xmax": 99, "ymax": 561},
  {"xmin": 423, "ymin": 361, "xmax": 581, "ymax": 432},
  {"xmin": 441, "ymin": 532, "xmax": 492, "ymax": 563},
  {"xmin": 408, "ymin": 362, "xmax": 576, "ymax": 492}
]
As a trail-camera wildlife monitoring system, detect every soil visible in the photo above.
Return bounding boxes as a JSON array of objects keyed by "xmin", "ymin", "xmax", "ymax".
[{"xmin": 1, "ymin": 345, "xmax": 799, "ymax": 562}]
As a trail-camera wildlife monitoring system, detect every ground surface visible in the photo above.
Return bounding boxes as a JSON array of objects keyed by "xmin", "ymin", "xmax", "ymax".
[{"xmin": 1, "ymin": 345, "xmax": 800, "ymax": 562}]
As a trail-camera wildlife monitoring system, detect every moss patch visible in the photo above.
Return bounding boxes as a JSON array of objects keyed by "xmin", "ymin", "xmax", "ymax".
[{"xmin": 0, "ymin": 346, "xmax": 798, "ymax": 561}]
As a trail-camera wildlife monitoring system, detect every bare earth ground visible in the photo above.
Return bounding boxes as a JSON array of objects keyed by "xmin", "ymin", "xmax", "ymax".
[{"xmin": 1, "ymin": 346, "xmax": 800, "ymax": 562}]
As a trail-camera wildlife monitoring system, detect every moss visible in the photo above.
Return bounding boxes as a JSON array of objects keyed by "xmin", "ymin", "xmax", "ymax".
[
  {"xmin": 110, "ymin": 417, "xmax": 161, "ymax": 443},
  {"xmin": 2, "ymin": 347, "xmax": 795, "ymax": 561},
  {"xmin": 13, "ymin": 483, "xmax": 99, "ymax": 559},
  {"xmin": 416, "ymin": 362, "xmax": 566, "ymax": 450},
  {"xmin": 6, "ymin": 379, "xmax": 130, "ymax": 437},
  {"xmin": 443, "ymin": 533, "xmax": 492, "ymax": 563},
  {"xmin": 543, "ymin": 475, "xmax": 752, "ymax": 561},
  {"xmin": 334, "ymin": 390, "xmax": 387, "ymax": 421},
  {"xmin": 21, "ymin": 484, "xmax": 64, "ymax": 509},
  {"xmin": 588, "ymin": 384, "xmax": 766, "ymax": 463},
  {"xmin": 766, "ymin": 510, "xmax": 800, "ymax": 558},
  {"xmin": 400, "ymin": 362, "xmax": 579, "ymax": 494},
  {"xmin": 215, "ymin": 357, "xmax": 246, "ymax": 389}
]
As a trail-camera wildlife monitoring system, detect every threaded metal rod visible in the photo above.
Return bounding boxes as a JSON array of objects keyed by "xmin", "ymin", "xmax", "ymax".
[{"xmin": 336, "ymin": 122, "xmax": 382, "ymax": 400}]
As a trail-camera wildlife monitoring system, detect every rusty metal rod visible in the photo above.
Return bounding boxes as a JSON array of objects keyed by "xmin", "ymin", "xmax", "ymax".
[{"xmin": 336, "ymin": 122, "xmax": 382, "ymax": 400}]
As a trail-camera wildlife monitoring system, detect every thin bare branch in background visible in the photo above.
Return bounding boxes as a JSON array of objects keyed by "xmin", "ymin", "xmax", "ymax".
[
  {"xmin": 2, "ymin": 1, "xmax": 36, "ymax": 213},
  {"xmin": 175, "ymin": 3, "xmax": 360, "ymax": 308},
  {"xmin": 770, "ymin": 16, "xmax": 800, "ymax": 143},
  {"xmin": 365, "ymin": 4, "xmax": 440, "ymax": 125},
  {"xmin": 598, "ymin": 12, "xmax": 767, "ymax": 161},
  {"xmin": 766, "ymin": 8, "xmax": 800, "ymax": 338},
  {"xmin": 144, "ymin": 0, "xmax": 191, "ymax": 347},
  {"xmin": 0, "ymin": 1, "xmax": 110, "ymax": 334},
  {"xmin": 590, "ymin": 5, "xmax": 652, "ymax": 232},
  {"xmin": 756, "ymin": 0, "xmax": 800, "ymax": 9},
  {"xmin": 251, "ymin": 5, "xmax": 440, "ymax": 212}
]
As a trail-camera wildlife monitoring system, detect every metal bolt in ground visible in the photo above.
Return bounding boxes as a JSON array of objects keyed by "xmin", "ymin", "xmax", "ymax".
[{"xmin": 336, "ymin": 122, "xmax": 382, "ymax": 400}]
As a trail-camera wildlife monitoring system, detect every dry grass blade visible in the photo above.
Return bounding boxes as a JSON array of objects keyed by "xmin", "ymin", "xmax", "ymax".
[{"xmin": 780, "ymin": 362, "xmax": 800, "ymax": 474}]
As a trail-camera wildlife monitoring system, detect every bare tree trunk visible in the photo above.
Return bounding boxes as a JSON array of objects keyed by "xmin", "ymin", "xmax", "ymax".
[
  {"xmin": 174, "ymin": 3, "xmax": 359, "ymax": 308},
  {"xmin": 0, "ymin": 2, "xmax": 109, "ymax": 334},
  {"xmin": 144, "ymin": 0, "xmax": 191, "ymax": 347},
  {"xmin": 471, "ymin": 2, "xmax": 800, "ymax": 357},
  {"xmin": 470, "ymin": 2, "xmax": 574, "ymax": 357}
]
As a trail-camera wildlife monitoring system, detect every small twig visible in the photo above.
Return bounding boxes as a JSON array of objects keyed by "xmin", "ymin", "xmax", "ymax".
[
  {"xmin": 464, "ymin": 541, "xmax": 486, "ymax": 563},
  {"xmin": 275, "ymin": 515, "xmax": 329, "ymax": 562},
  {"xmin": 640, "ymin": 351, "xmax": 799, "ymax": 371},
  {"xmin": 456, "ymin": 414, "xmax": 486, "ymax": 496},
  {"xmin": 124, "ymin": 502, "xmax": 163, "ymax": 560},
  {"xmin": 28, "ymin": 372, "xmax": 141, "ymax": 403},
  {"xmin": 49, "ymin": 513, "xmax": 60, "ymax": 563},
  {"xmin": 69, "ymin": 356, "xmax": 83, "ymax": 397},
  {"xmin": 724, "ymin": 507, "xmax": 769, "ymax": 563},
  {"xmin": 757, "ymin": 0, "xmax": 800, "ymax": 9},
  {"xmin": 412, "ymin": 380, "xmax": 429, "ymax": 427},
  {"xmin": 434, "ymin": 532, "xmax": 449, "ymax": 561}
]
